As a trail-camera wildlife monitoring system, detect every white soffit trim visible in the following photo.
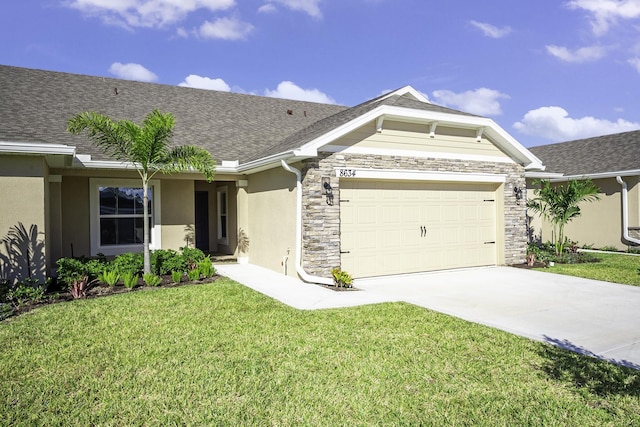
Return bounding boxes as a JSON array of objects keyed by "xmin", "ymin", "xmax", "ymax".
[
  {"xmin": 0, "ymin": 141, "xmax": 76, "ymax": 156},
  {"xmin": 334, "ymin": 168, "xmax": 506, "ymax": 183},
  {"xmin": 525, "ymin": 171, "xmax": 565, "ymax": 180},
  {"xmin": 546, "ymin": 169, "xmax": 640, "ymax": 182},
  {"xmin": 297, "ymin": 105, "xmax": 544, "ymax": 171},
  {"xmin": 73, "ymin": 154, "xmax": 239, "ymax": 174},
  {"xmin": 324, "ymin": 144, "xmax": 515, "ymax": 164}
]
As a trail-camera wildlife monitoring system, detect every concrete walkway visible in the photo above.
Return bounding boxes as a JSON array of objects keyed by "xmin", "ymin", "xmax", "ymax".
[{"xmin": 214, "ymin": 263, "xmax": 640, "ymax": 369}]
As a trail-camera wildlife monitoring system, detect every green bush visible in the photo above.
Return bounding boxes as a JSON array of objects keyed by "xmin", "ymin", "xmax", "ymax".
[
  {"xmin": 121, "ymin": 272, "xmax": 139, "ymax": 289},
  {"xmin": 143, "ymin": 273, "xmax": 162, "ymax": 287},
  {"xmin": 56, "ymin": 258, "xmax": 90, "ymax": 286},
  {"xmin": 187, "ymin": 268, "xmax": 201, "ymax": 281},
  {"xmin": 6, "ymin": 280, "xmax": 46, "ymax": 306},
  {"xmin": 197, "ymin": 256, "xmax": 215, "ymax": 278},
  {"xmin": 0, "ymin": 302, "xmax": 13, "ymax": 320},
  {"xmin": 112, "ymin": 252, "xmax": 144, "ymax": 275},
  {"xmin": 171, "ymin": 270, "xmax": 183, "ymax": 284},
  {"xmin": 331, "ymin": 268, "xmax": 353, "ymax": 288},
  {"xmin": 182, "ymin": 247, "xmax": 206, "ymax": 269},
  {"xmin": 99, "ymin": 269, "xmax": 120, "ymax": 287},
  {"xmin": 151, "ymin": 249, "xmax": 186, "ymax": 275}
]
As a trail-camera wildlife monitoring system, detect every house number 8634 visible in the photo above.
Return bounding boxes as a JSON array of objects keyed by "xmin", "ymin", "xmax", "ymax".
[{"xmin": 338, "ymin": 169, "xmax": 356, "ymax": 177}]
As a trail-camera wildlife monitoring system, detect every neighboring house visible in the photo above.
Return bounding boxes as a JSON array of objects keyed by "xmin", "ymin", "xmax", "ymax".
[
  {"xmin": 0, "ymin": 65, "xmax": 543, "ymax": 285},
  {"xmin": 527, "ymin": 130, "xmax": 640, "ymax": 250}
]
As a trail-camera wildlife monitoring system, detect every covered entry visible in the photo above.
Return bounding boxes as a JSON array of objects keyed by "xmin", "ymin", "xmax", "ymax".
[{"xmin": 340, "ymin": 179, "xmax": 501, "ymax": 278}]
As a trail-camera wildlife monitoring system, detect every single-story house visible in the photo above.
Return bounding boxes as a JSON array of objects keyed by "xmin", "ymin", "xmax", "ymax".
[
  {"xmin": 527, "ymin": 130, "xmax": 640, "ymax": 250},
  {"xmin": 0, "ymin": 65, "xmax": 544, "ymax": 285}
]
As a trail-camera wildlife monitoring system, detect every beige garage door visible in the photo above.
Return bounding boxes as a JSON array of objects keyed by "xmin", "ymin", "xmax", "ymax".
[{"xmin": 340, "ymin": 180, "xmax": 498, "ymax": 278}]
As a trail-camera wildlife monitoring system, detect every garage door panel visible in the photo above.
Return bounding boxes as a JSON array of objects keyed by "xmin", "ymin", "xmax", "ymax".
[{"xmin": 340, "ymin": 180, "xmax": 498, "ymax": 278}]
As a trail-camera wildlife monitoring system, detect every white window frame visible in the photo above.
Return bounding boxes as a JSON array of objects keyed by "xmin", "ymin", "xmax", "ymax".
[
  {"xmin": 89, "ymin": 178, "xmax": 162, "ymax": 256},
  {"xmin": 217, "ymin": 188, "xmax": 228, "ymax": 245}
]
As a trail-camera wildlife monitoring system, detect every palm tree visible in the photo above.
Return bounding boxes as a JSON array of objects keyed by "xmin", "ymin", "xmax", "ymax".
[
  {"xmin": 68, "ymin": 109, "xmax": 216, "ymax": 274},
  {"xmin": 527, "ymin": 179, "xmax": 600, "ymax": 255}
]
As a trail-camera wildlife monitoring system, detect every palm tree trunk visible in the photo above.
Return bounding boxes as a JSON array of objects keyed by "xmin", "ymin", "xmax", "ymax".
[{"xmin": 142, "ymin": 176, "xmax": 151, "ymax": 274}]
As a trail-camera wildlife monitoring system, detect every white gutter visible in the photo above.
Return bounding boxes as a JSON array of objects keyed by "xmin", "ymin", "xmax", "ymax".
[
  {"xmin": 616, "ymin": 176, "xmax": 640, "ymax": 245},
  {"xmin": 280, "ymin": 160, "xmax": 333, "ymax": 285},
  {"xmin": 0, "ymin": 141, "xmax": 76, "ymax": 156}
]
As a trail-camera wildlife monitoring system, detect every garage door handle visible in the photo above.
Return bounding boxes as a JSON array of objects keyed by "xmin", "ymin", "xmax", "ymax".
[
  {"xmin": 484, "ymin": 241, "xmax": 496, "ymax": 244},
  {"xmin": 340, "ymin": 251, "xmax": 350, "ymax": 254},
  {"xmin": 420, "ymin": 226, "xmax": 426, "ymax": 237}
]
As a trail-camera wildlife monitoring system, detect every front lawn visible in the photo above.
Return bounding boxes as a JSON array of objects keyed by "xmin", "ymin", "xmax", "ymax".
[
  {"xmin": 536, "ymin": 252, "xmax": 640, "ymax": 286},
  {"xmin": 2, "ymin": 279, "xmax": 640, "ymax": 425}
]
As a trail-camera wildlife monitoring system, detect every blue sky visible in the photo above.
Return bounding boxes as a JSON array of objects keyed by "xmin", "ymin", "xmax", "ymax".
[{"xmin": 3, "ymin": 0, "xmax": 640, "ymax": 147}]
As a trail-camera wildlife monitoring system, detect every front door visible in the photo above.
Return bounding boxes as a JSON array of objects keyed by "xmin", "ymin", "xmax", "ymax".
[{"xmin": 194, "ymin": 191, "xmax": 209, "ymax": 252}]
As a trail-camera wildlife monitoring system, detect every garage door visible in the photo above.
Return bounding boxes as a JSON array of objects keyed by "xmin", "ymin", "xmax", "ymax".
[{"xmin": 340, "ymin": 180, "xmax": 498, "ymax": 278}]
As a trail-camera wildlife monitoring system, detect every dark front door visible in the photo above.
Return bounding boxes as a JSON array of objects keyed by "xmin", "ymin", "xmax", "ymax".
[{"xmin": 194, "ymin": 191, "xmax": 209, "ymax": 252}]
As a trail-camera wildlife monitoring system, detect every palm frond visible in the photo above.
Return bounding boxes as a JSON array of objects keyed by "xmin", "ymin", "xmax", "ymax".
[
  {"xmin": 162, "ymin": 146, "xmax": 217, "ymax": 182},
  {"xmin": 67, "ymin": 112, "xmax": 135, "ymax": 160}
]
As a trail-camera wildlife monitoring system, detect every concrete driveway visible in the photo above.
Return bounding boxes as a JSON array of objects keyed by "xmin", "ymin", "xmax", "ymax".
[{"xmin": 356, "ymin": 267, "xmax": 640, "ymax": 369}]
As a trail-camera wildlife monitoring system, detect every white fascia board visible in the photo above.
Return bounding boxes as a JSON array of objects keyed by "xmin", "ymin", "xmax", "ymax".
[
  {"xmin": 334, "ymin": 167, "xmax": 506, "ymax": 183},
  {"xmin": 545, "ymin": 169, "xmax": 640, "ymax": 182},
  {"xmin": 73, "ymin": 155, "xmax": 240, "ymax": 174},
  {"xmin": 525, "ymin": 171, "xmax": 565, "ymax": 180},
  {"xmin": 0, "ymin": 141, "xmax": 76, "ymax": 156},
  {"xmin": 380, "ymin": 86, "xmax": 431, "ymax": 103}
]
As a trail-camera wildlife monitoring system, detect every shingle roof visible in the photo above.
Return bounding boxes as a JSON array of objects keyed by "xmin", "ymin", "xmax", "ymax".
[
  {"xmin": 0, "ymin": 65, "xmax": 480, "ymax": 166},
  {"xmin": 528, "ymin": 130, "xmax": 640, "ymax": 176},
  {"xmin": 0, "ymin": 65, "xmax": 346, "ymax": 163}
]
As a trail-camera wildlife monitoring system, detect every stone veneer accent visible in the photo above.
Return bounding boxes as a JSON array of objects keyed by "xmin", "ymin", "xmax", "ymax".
[{"xmin": 300, "ymin": 152, "xmax": 528, "ymax": 278}]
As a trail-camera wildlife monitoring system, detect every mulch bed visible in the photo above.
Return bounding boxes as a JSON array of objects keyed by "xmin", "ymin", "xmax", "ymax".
[
  {"xmin": 510, "ymin": 262, "xmax": 547, "ymax": 269},
  {"xmin": 7, "ymin": 275, "xmax": 220, "ymax": 318}
]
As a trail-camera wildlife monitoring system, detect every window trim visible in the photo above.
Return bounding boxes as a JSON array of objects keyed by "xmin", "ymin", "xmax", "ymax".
[{"xmin": 89, "ymin": 178, "xmax": 162, "ymax": 256}]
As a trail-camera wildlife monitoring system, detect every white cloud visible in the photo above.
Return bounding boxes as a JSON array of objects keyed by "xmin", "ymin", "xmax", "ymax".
[
  {"xmin": 108, "ymin": 62, "xmax": 158, "ymax": 82},
  {"xmin": 546, "ymin": 44, "xmax": 607, "ymax": 63},
  {"xmin": 513, "ymin": 106, "xmax": 640, "ymax": 141},
  {"xmin": 178, "ymin": 74, "xmax": 231, "ymax": 91},
  {"xmin": 628, "ymin": 56, "xmax": 640, "ymax": 72},
  {"xmin": 198, "ymin": 17, "xmax": 254, "ymax": 40},
  {"xmin": 262, "ymin": 0, "xmax": 322, "ymax": 18},
  {"xmin": 431, "ymin": 88, "xmax": 509, "ymax": 116},
  {"xmin": 64, "ymin": 0, "xmax": 235, "ymax": 29},
  {"xmin": 265, "ymin": 81, "xmax": 336, "ymax": 103},
  {"xmin": 258, "ymin": 4, "xmax": 277, "ymax": 13},
  {"xmin": 469, "ymin": 20, "xmax": 512, "ymax": 38},
  {"xmin": 567, "ymin": 0, "xmax": 640, "ymax": 36}
]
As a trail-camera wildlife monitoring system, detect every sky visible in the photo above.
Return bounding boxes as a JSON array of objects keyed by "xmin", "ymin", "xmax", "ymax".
[{"xmin": 2, "ymin": 0, "xmax": 640, "ymax": 147}]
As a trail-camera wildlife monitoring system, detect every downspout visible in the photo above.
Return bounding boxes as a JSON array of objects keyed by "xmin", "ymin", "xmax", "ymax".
[
  {"xmin": 281, "ymin": 160, "xmax": 334, "ymax": 285},
  {"xmin": 616, "ymin": 176, "xmax": 640, "ymax": 245}
]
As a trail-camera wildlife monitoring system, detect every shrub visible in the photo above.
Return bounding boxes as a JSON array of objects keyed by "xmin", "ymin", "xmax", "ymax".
[
  {"xmin": 121, "ymin": 272, "xmax": 139, "ymax": 289},
  {"xmin": 331, "ymin": 268, "xmax": 353, "ymax": 288},
  {"xmin": 197, "ymin": 256, "xmax": 215, "ymax": 278},
  {"xmin": 112, "ymin": 252, "xmax": 143, "ymax": 275},
  {"xmin": 171, "ymin": 270, "xmax": 183, "ymax": 284},
  {"xmin": 151, "ymin": 249, "xmax": 186, "ymax": 275},
  {"xmin": 181, "ymin": 247, "xmax": 205, "ymax": 269},
  {"xmin": 6, "ymin": 279, "xmax": 46, "ymax": 306},
  {"xmin": 187, "ymin": 268, "xmax": 201, "ymax": 281},
  {"xmin": 143, "ymin": 273, "xmax": 162, "ymax": 287},
  {"xmin": 0, "ymin": 302, "xmax": 13, "ymax": 320},
  {"xmin": 98, "ymin": 269, "xmax": 120, "ymax": 287}
]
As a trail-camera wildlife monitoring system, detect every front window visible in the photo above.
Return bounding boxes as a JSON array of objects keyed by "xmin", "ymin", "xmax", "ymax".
[
  {"xmin": 89, "ymin": 179, "xmax": 162, "ymax": 256},
  {"xmin": 98, "ymin": 186, "xmax": 151, "ymax": 246}
]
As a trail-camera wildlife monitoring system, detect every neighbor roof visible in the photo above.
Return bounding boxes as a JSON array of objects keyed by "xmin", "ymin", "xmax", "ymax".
[{"xmin": 529, "ymin": 130, "xmax": 640, "ymax": 176}]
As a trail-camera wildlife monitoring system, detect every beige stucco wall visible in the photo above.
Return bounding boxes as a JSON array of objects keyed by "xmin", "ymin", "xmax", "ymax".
[
  {"xmin": 328, "ymin": 120, "xmax": 511, "ymax": 159},
  {"xmin": 0, "ymin": 156, "xmax": 48, "ymax": 284},
  {"xmin": 161, "ymin": 179, "xmax": 195, "ymax": 251},
  {"xmin": 60, "ymin": 175, "xmax": 91, "ymax": 258},
  {"xmin": 246, "ymin": 166, "xmax": 297, "ymax": 276},
  {"xmin": 526, "ymin": 177, "xmax": 639, "ymax": 250}
]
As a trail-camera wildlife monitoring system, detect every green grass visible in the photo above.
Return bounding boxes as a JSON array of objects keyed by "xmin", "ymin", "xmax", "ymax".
[
  {"xmin": 537, "ymin": 252, "xmax": 640, "ymax": 286},
  {"xmin": 2, "ymin": 279, "xmax": 640, "ymax": 425}
]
